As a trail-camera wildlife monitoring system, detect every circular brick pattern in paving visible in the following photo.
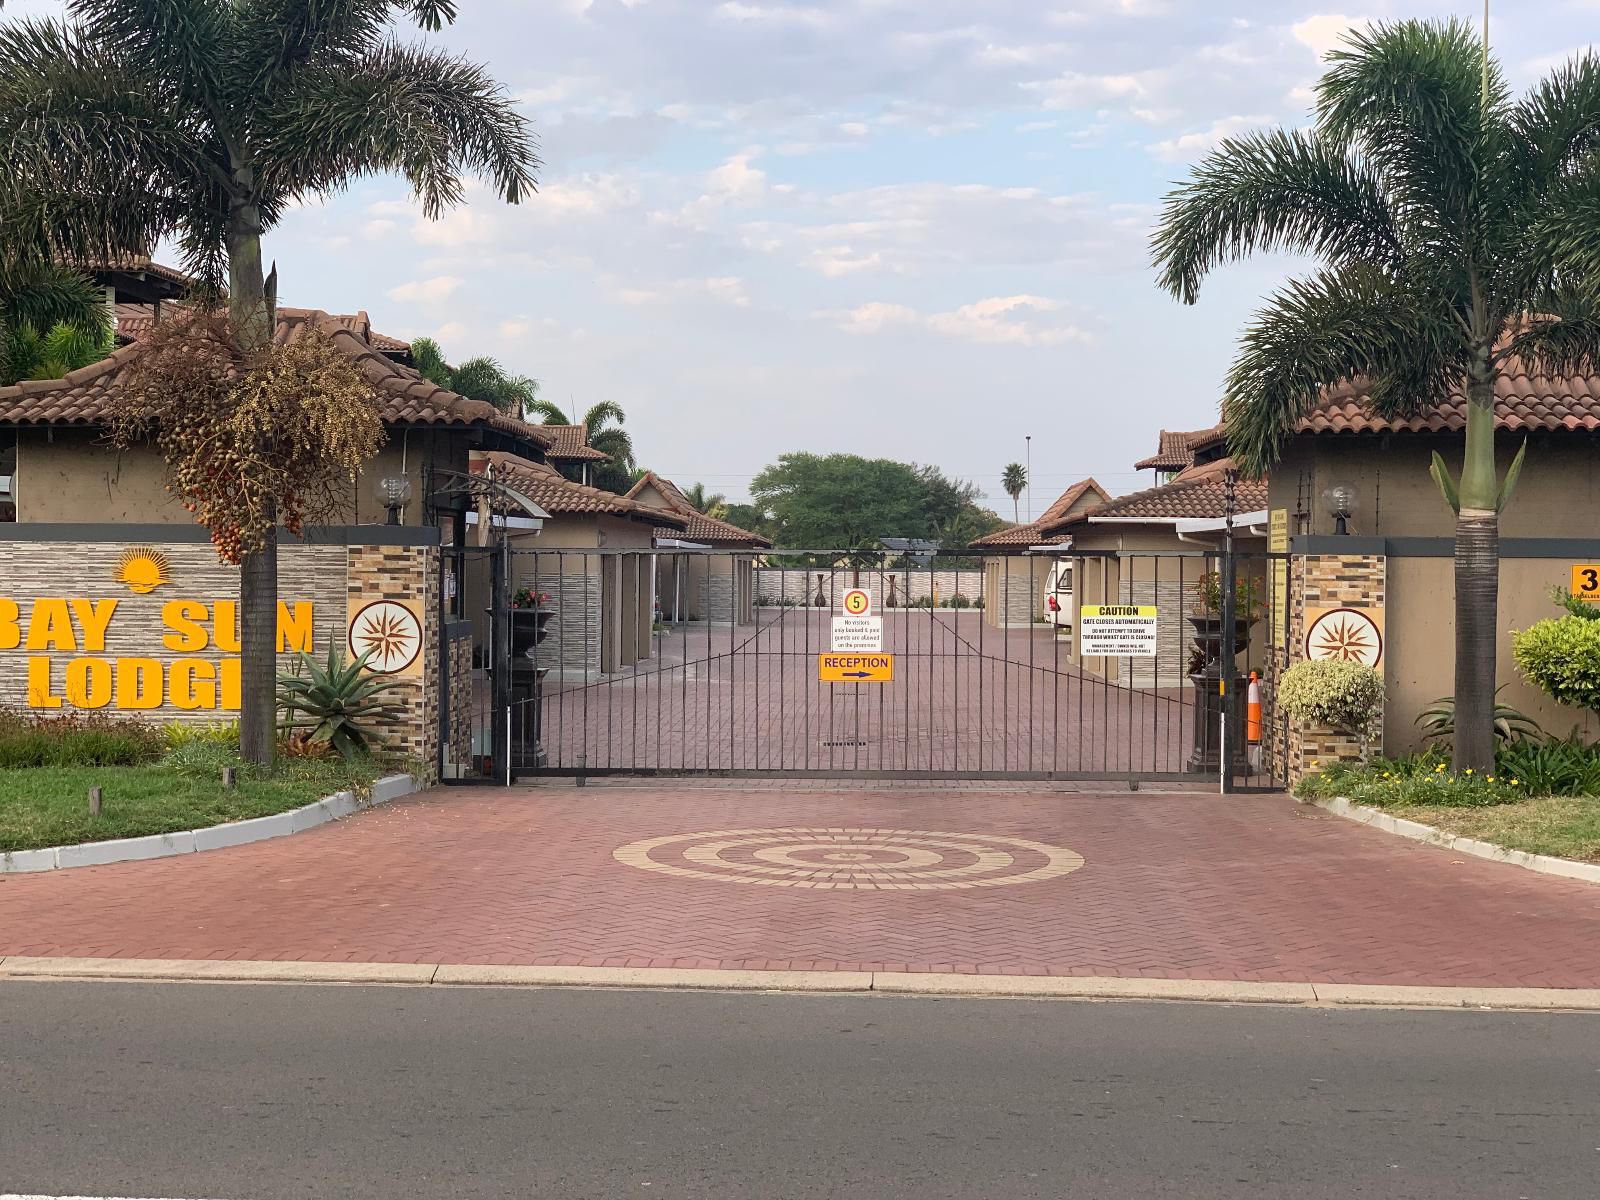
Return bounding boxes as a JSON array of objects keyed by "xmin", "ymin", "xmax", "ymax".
[{"xmin": 612, "ymin": 827, "xmax": 1085, "ymax": 890}]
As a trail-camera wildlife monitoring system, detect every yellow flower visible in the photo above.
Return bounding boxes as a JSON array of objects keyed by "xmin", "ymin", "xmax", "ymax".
[
  {"xmin": 1464, "ymin": 768, "xmax": 1473, "ymax": 775},
  {"xmin": 1434, "ymin": 764, "xmax": 1446, "ymax": 772},
  {"xmin": 1510, "ymin": 778, "xmax": 1520, "ymax": 786},
  {"xmin": 1486, "ymin": 776, "xmax": 1495, "ymax": 783}
]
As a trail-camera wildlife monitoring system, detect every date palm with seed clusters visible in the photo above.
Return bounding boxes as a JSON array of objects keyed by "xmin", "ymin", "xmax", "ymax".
[
  {"xmin": 0, "ymin": 0, "xmax": 539, "ymax": 766},
  {"xmin": 1152, "ymin": 19, "xmax": 1600, "ymax": 773}
]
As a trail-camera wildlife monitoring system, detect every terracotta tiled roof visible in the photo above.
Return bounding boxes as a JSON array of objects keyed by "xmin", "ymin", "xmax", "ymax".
[
  {"xmin": 623, "ymin": 472, "xmax": 772, "ymax": 547},
  {"xmin": 0, "ymin": 308, "xmax": 549, "ymax": 450},
  {"xmin": 1042, "ymin": 460, "xmax": 1267, "ymax": 531},
  {"xmin": 84, "ymin": 255, "xmax": 194, "ymax": 291},
  {"xmin": 969, "ymin": 478, "xmax": 1111, "ymax": 549},
  {"xmin": 1296, "ymin": 363, "xmax": 1600, "ymax": 437},
  {"xmin": 478, "ymin": 453, "xmax": 687, "ymax": 527},
  {"xmin": 115, "ymin": 303, "xmax": 411, "ymax": 358},
  {"xmin": 1133, "ymin": 426, "xmax": 1222, "ymax": 471},
  {"xmin": 539, "ymin": 424, "xmax": 610, "ymax": 462}
]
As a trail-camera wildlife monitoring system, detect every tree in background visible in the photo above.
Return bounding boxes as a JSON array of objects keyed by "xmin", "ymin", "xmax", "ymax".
[
  {"xmin": 749, "ymin": 452, "xmax": 997, "ymax": 553},
  {"xmin": 682, "ymin": 482, "xmax": 727, "ymax": 518},
  {"xmin": 1001, "ymin": 462, "xmax": 1027, "ymax": 524},
  {"xmin": 527, "ymin": 398, "xmax": 636, "ymax": 493},
  {"xmin": 0, "ymin": 0, "xmax": 538, "ymax": 765},
  {"xmin": 0, "ymin": 257, "xmax": 111, "ymax": 385},
  {"xmin": 1152, "ymin": 20, "xmax": 1600, "ymax": 773},
  {"xmin": 409, "ymin": 336, "xmax": 538, "ymax": 418}
]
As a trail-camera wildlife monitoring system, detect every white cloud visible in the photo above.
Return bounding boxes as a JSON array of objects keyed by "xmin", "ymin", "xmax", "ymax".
[
  {"xmin": 834, "ymin": 295, "xmax": 1091, "ymax": 347},
  {"xmin": 386, "ymin": 275, "xmax": 463, "ymax": 304},
  {"xmin": 1150, "ymin": 113, "xmax": 1273, "ymax": 161},
  {"xmin": 715, "ymin": 2, "xmax": 831, "ymax": 28},
  {"xmin": 1291, "ymin": 14, "xmax": 1373, "ymax": 62},
  {"xmin": 608, "ymin": 276, "xmax": 752, "ymax": 307}
]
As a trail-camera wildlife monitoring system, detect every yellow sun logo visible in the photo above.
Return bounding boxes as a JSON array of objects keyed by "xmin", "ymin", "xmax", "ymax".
[{"xmin": 115, "ymin": 547, "xmax": 172, "ymax": 594}]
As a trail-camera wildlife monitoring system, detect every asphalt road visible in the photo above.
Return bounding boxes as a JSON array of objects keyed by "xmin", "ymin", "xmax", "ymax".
[{"xmin": 2, "ymin": 983, "xmax": 1597, "ymax": 1200}]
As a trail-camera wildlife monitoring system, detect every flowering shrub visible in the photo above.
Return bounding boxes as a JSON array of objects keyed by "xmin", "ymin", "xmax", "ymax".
[
  {"xmin": 1295, "ymin": 750, "xmax": 1523, "ymax": 808},
  {"xmin": 1277, "ymin": 660, "xmax": 1384, "ymax": 737},
  {"xmin": 1512, "ymin": 616, "xmax": 1600, "ymax": 715},
  {"xmin": 511, "ymin": 588, "xmax": 552, "ymax": 609}
]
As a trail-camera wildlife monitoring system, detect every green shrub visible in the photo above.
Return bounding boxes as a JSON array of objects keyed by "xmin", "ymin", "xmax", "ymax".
[
  {"xmin": 1494, "ymin": 734, "xmax": 1600, "ymax": 797},
  {"xmin": 1415, "ymin": 689, "xmax": 1543, "ymax": 745},
  {"xmin": 278, "ymin": 646, "xmax": 408, "ymax": 759},
  {"xmin": 164, "ymin": 720, "xmax": 241, "ymax": 751},
  {"xmin": 1550, "ymin": 587, "xmax": 1600, "ymax": 621},
  {"xmin": 162, "ymin": 737, "xmax": 247, "ymax": 779},
  {"xmin": 1295, "ymin": 750, "xmax": 1522, "ymax": 808},
  {"xmin": 1512, "ymin": 616, "xmax": 1600, "ymax": 714},
  {"xmin": 0, "ymin": 710, "xmax": 165, "ymax": 768},
  {"xmin": 1277, "ymin": 660, "xmax": 1384, "ymax": 738}
]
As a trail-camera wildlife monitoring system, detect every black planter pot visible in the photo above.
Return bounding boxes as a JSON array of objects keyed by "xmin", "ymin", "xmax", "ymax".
[{"xmin": 1185, "ymin": 614, "xmax": 1256, "ymax": 773}]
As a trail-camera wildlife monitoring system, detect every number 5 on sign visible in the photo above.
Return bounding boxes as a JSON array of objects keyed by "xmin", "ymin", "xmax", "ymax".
[{"xmin": 1573, "ymin": 564, "xmax": 1600, "ymax": 601}]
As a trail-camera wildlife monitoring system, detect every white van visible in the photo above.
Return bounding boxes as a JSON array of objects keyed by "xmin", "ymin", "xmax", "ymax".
[{"xmin": 1042, "ymin": 559, "xmax": 1072, "ymax": 629}]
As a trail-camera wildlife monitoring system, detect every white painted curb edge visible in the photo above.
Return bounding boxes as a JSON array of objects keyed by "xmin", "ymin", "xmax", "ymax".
[
  {"xmin": 1307, "ymin": 795, "xmax": 1600, "ymax": 886},
  {"xmin": 0, "ymin": 774, "xmax": 418, "ymax": 875},
  {"xmin": 2, "ymin": 958, "xmax": 1600, "ymax": 1011}
]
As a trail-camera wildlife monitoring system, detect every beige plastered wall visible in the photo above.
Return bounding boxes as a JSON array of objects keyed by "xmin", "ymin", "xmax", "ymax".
[
  {"xmin": 1384, "ymin": 554, "xmax": 1599, "ymax": 754},
  {"xmin": 16, "ymin": 426, "xmax": 469, "ymax": 526},
  {"xmin": 981, "ymin": 554, "xmax": 1056, "ymax": 629},
  {"xmin": 1065, "ymin": 524, "xmax": 1269, "ymax": 686},
  {"xmin": 1269, "ymin": 434, "xmax": 1600, "ymax": 538}
]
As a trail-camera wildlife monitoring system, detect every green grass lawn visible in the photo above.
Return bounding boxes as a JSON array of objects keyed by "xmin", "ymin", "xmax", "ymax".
[
  {"xmin": 1382, "ymin": 796, "xmax": 1600, "ymax": 864},
  {"xmin": 0, "ymin": 760, "xmax": 389, "ymax": 853}
]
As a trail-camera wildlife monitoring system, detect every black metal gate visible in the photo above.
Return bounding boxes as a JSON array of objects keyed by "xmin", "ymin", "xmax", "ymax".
[{"xmin": 432, "ymin": 544, "xmax": 1292, "ymax": 787}]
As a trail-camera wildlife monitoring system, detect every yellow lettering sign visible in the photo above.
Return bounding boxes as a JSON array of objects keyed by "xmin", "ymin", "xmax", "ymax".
[
  {"xmin": 162, "ymin": 600, "xmax": 210, "ymax": 652},
  {"xmin": 65, "ymin": 658, "xmax": 114, "ymax": 709},
  {"xmin": 0, "ymin": 598, "xmax": 19, "ymax": 651},
  {"xmin": 71, "ymin": 598, "xmax": 119, "ymax": 653},
  {"xmin": 170, "ymin": 658, "xmax": 217, "ymax": 710},
  {"xmin": 26, "ymin": 598, "xmax": 76, "ymax": 651},
  {"xmin": 115, "ymin": 658, "xmax": 165, "ymax": 710},
  {"xmin": 278, "ymin": 602, "xmax": 315, "ymax": 653},
  {"xmin": 26, "ymin": 657, "xmax": 61, "ymax": 708}
]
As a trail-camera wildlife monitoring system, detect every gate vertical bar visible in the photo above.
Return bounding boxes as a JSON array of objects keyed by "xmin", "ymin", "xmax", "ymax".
[{"xmin": 1219, "ymin": 471, "xmax": 1238, "ymax": 793}]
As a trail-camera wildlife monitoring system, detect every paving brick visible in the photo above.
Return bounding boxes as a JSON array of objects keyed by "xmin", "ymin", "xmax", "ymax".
[{"xmin": 1, "ymin": 784, "xmax": 1597, "ymax": 987}]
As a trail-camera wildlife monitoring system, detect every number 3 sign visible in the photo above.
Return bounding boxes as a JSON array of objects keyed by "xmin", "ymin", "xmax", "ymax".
[{"xmin": 1573, "ymin": 564, "xmax": 1600, "ymax": 602}]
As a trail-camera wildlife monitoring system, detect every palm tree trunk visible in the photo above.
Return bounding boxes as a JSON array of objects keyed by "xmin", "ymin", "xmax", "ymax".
[
  {"xmin": 228, "ymin": 202, "xmax": 277, "ymax": 767},
  {"xmin": 1012, "ymin": 495, "xmax": 1019, "ymax": 524},
  {"xmin": 1452, "ymin": 382, "xmax": 1499, "ymax": 774}
]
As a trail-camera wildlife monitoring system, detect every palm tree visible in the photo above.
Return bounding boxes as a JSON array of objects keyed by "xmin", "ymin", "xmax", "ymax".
[
  {"xmin": 1151, "ymin": 19, "xmax": 1600, "ymax": 772},
  {"xmin": 682, "ymin": 482, "xmax": 727, "ymax": 518},
  {"xmin": 406, "ymin": 340, "xmax": 538, "ymax": 417},
  {"xmin": 0, "ymin": 0, "xmax": 538, "ymax": 765},
  {"xmin": 528, "ymin": 398, "xmax": 636, "ymax": 492},
  {"xmin": 0, "ymin": 257, "xmax": 111, "ymax": 385},
  {"xmin": 1001, "ymin": 462, "xmax": 1027, "ymax": 524}
]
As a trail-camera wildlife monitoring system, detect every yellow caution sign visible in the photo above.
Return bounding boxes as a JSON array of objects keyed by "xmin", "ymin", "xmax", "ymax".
[{"xmin": 818, "ymin": 652, "xmax": 894, "ymax": 682}]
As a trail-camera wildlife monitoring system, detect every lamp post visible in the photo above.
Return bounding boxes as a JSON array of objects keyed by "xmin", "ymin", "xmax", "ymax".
[
  {"xmin": 376, "ymin": 475, "xmax": 413, "ymax": 526},
  {"xmin": 1025, "ymin": 434, "xmax": 1032, "ymax": 523},
  {"xmin": 1323, "ymin": 483, "xmax": 1356, "ymax": 535}
]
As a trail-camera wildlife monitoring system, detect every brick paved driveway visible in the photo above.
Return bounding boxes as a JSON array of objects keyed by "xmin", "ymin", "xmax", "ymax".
[{"xmin": 3, "ymin": 784, "xmax": 1597, "ymax": 987}]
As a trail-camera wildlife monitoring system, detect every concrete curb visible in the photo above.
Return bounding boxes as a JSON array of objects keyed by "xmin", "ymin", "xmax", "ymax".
[
  {"xmin": 1307, "ymin": 795, "xmax": 1600, "ymax": 886},
  {"xmin": 3, "ymin": 957, "xmax": 1599, "ymax": 1011},
  {"xmin": 0, "ymin": 774, "xmax": 418, "ymax": 875}
]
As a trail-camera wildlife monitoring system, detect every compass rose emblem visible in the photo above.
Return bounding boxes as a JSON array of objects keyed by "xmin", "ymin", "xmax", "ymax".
[
  {"xmin": 1305, "ymin": 607, "xmax": 1382, "ymax": 667},
  {"xmin": 348, "ymin": 601, "xmax": 422, "ymax": 674}
]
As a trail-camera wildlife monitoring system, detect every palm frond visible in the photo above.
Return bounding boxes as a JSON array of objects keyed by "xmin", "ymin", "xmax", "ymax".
[
  {"xmin": 581, "ymin": 400, "xmax": 627, "ymax": 432},
  {"xmin": 0, "ymin": 259, "xmax": 108, "ymax": 335},
  {"xmin": 1509, "ymin": 51, "xmax": 1600, "ymax": 187},
  {"xmin": 525, "ymin": 398, "xmax": 572, "ymax": 425},
  {"xmin": 1502, "ymin": 284, "xmax": 1600, "ymax": 378},
  {"xmin": 1151, "ymin": 129, "xmax": 1401, "ymax": 303},
  {"xmin": 255, "ymin": 41, "xmax": 539, "ymax": 217},
  {"xmin": 588, "ymin": 427, "xmax": 634, "ymax": 470},
  {"xmin": 231, "ymin": 0, "xmax": 454, "ymax": 89},
  {"xmin": 70, "ymin": 0, "xmax": 228, "ymax": 112},
  {"xmin": 1223, "ymin": 265, "xmax": 1429, "ymax": 475},
  {"xmin": 1315, "ymin": 18, "xmax": 1509, "ymax": 254}
]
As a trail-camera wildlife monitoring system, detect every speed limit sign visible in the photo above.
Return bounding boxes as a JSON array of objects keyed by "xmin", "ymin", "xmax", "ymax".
[{"xmin": 841, "ymin": 588, "xmax": 872, "ymax": 617}]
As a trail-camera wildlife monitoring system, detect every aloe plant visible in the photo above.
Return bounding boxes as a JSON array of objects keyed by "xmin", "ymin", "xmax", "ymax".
[
  {"xmin": 277, "ymin": 647, "xmax": 408, "ymax": 760},
  {"xmin": 1415, "ymin": 689, "xmax": 1543, "ymax": 746}
]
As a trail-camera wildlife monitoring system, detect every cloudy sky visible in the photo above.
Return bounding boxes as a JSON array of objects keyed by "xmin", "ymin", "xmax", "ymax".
[{"xmin": 12, "ymin": 1, "xmax": 1598, "ymax": 513}]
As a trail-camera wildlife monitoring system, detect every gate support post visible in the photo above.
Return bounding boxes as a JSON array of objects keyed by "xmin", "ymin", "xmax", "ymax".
[
  {"xmin": 490, "ymin": 539, "xmax": 512, "ymax": 786},
  {"xmin": 1218, "ymin": 471, "xmax": 1238, "ymax": 794}
]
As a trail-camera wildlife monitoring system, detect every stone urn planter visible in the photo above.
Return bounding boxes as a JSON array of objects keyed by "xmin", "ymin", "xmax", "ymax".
[{"xmin": 1185, "ymin": 614, "xmax": 1256, "ymax": 773}]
